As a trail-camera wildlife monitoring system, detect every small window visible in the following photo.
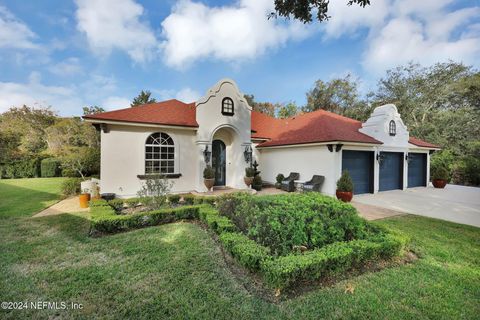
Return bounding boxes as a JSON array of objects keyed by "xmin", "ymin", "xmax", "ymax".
[
  {"xmin": 222, "ymin": 97, "xmax": 234, "ymax": 116},
  {"xmin": 389, "ymin": 120, "xmax": 396, "ymax": 136},
  {"xmin": 145, "ymin": 132, "xmax": 175, "ymax": 174}
]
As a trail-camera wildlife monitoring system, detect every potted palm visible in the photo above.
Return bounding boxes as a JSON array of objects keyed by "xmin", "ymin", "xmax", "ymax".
[
  {"xmin": 244, "ymin": 167, "xmax": 255, "ymax": 187},
  {"xmin": 203, "ymin": 166, "xmax": 215, "ymax": 191},
  {"xmin": 431, "ymin": 164, "xmax": 449, "ymax": 188},
  {"xmin": 336, "ymin": 171, "xmax": 354, "ymax": 202},
  {"xmin": 275, "ymin": 173, "xmax": 285, "ymax": 189}
]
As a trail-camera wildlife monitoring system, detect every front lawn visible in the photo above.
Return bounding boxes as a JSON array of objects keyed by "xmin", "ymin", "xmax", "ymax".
[{"xmin": 0, "ymin": 178, "xmax": 479, "ymax": 319}]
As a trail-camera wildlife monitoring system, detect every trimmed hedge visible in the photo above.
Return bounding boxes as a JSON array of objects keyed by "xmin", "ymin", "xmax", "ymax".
[
  {"xmin": 194, "ymin": 196, "xmax": 216, "ymax": 206},
  {"xmin": 261, "ymin": 230, "xmax": 408, "ymax": 289},
  {"xmin": 219, "ymin": 232, "xmax": 271, "ymax": 271},
  {"xmin": 168, "ymin": 194, "xmax": 181, "ymax": 205},
  {"xmin": 0, "ymin": 157, "xmax": 43, "ymax": 178},
  {"xmin": 182, "ymin": 194, "xmax": 195, "ymax": 205},
  {"xmin": 90, "ymin": 200, "xmax": 200, "ymax": 234},
  {"xmin": 40, "ymin": 158, "xmax": 60, "ymax": 177},
  {"xmin": 199, "ymin": 206, "xmax": 237, "ymax": 234}
]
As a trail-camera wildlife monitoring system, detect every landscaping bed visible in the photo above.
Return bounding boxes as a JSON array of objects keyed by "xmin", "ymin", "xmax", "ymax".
[{"xmin": 89, "ymin": 192, "xmax": 408, "ymax": 293}]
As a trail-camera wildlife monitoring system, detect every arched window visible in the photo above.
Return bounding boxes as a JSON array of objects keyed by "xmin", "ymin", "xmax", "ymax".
[
  {"xmin": 145, "ymin": 132, "xmax": 175, "ymax": 174},
  {"xmin": 222, "ymin": 97, "xmax": 234, "ymax": 116},
  {"xmin": 389, "ymin": 120, "xmax": 396, "ymax": 136}
]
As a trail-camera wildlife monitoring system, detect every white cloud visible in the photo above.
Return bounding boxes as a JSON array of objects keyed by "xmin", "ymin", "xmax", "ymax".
[
  {"xmin": 362, "ymin": 2, "xmax": 480, "ymax": 74},
  {"xmin": 49, "ymin": 57, "xmax": 83, "ymax": 76},
  {"xmin": 155, "ymin": 87, "xmax": 201, "ymax": 103},
  {"xmin": 101, "ymin": 96, "xmax": 131, "ymax": 110},
  {"xmin": 74, "ymin": 0, "xmax": 157, "ymax": 63},
  {"xmin": 160, "ymin": 0, "xmax": 311, "ymax": 68},
  {"xmin": 0, "ymin": 5, "xmax": 38, "ymax": 49},
  {"xmin": 0, "ymin": 72, "xmax": 82, "ymax": 114}
]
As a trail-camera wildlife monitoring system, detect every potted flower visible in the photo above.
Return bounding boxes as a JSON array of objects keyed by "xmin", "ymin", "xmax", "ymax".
[
  {"xmin": 252, "ymin": 175, "xmax": 263, "ymax": 191},
  {"xmin": 336, "ymin": 171, "xmax": 354, "ymax": 202},
  {"xmin": 431, "ymin": 164, "xmax": 449, "ymax": 189},
  {"xmin": 275, "ymin": 173, "xmax": 284, "ymax": 189},
  {"xmin": 203, "ymin": 165, "xmax": 215, "ymax": 191},
  {"xmin": 244, "ymin": 167, "xmax": 255, "ymax": 187}
]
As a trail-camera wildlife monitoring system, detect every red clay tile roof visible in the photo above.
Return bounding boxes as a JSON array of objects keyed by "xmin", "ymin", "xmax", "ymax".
[
  {"xmin": 409, "ymin": 137, "xmax": 440, "ymax": 149},
  {"xmin": 83, "ymin": 99, "xmax": 198, "ymax": 127},
  {"xmin": 253, "ymin": 109, "xmax": 382, "ymax": 147}
]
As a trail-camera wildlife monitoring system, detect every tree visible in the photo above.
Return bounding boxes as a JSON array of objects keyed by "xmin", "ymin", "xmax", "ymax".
[
  {"xmin": 83, "ymin": 106, "xmax": 105, "ymax": 115},
  {"xmin": 270, "ymin": 0, "xmax": 370, "ymax": 24},
  {"xmin": 303, "ymin": 74, "xmax": 369, "ymax": 119},
  {"xmin": 60, "ymin": 147, "xmax": 100, "ymax": 179},
  {"xmin": 277, "ymin": 102, "xmax": 299, "ymax": 118},
  {"xmin": 0, "ymin": 105, "xmax": 57, "ymax": 155},
  {"xmin": 243, "ymin": 93, "xmax": 278, "ymax": 116},
  {"xmin": 131, "ymin": 90, "xmax": 156, "ymax": 107}
]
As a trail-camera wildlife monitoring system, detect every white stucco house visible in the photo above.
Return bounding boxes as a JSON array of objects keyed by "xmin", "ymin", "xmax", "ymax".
[{"xmin": 84, "ymin": 78, "xmax": 440, "ymax": 198}]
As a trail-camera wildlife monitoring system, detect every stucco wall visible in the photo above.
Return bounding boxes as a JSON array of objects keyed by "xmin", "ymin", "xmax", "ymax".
[
  {"xmin": 100, "ymin": 124, "xmax": 197, "ymax": 197},
  {"xmin": 258, "ymin": 145, "xmax": 337, "ymax": 195}
]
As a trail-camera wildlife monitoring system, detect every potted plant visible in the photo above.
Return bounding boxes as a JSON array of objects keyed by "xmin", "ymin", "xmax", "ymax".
[
  {"xmin": 336, "ymin": 171, "xmax": 354, "ymax": 202},
  {"xmin": 79, "ymin": 187, "xmax": 91, "ymax": 208},
  {"xmin": 275, "ymin": 173, "xmax": 285, "ymax": 189},
  {"xmin": 431, "ymin": 164, "xmax": 449, "ymax": 188},
  {"xmin": 203, "ymin": 165, "xmax": 215, "ymax": 191},
  {"xmin": 244, "ymin": 167, "xmax": 255, "ymax": 187},
  {"xmin": 252, "ymin": 175, "xmax": 263, "ymax": 191}
]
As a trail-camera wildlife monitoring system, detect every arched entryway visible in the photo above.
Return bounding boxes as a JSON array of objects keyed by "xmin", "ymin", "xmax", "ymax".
[{"xmin": 212, "ymin": 139, "xmax": 226, "ymax": 186}]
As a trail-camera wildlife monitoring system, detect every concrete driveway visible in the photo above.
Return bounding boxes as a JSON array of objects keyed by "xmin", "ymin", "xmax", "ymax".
[{"xmin": 353, "ymin": 184, "xmax": 480, "ymax": 227}]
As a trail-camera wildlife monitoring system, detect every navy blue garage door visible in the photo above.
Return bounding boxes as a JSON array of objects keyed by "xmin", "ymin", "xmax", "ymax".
[
  {"xmin": 379, "ymin": 152, "xmax": 404, "ymax": 191},
  {"xmin": 408, "ymin": 153, "xmax": 427, "ymax": 188},
  {"xmin": 341, "ymin": 150, "xmax": 374, "ymax": 194}
]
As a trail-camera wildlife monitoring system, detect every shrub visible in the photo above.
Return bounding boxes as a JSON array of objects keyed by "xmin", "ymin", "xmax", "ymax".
[
  {"xmin": 252, "ymin": 175, "xmax": 262, "ymax": 191},
  {"xmin": 337, "ymin": 170, "xmax": 353, "ymax": 192},
  {"xmin": 245, "ymin": 167, "xmax": 255, "ymax": 177},
  {"xmin": 194, "ymin": 196, "xmax": 216, "ymax": 206},
  {"xmin": 219, "ymin": 232, "xmax": 271, "ymax": 271},
  {"xmin": 168, "ymin": 194, "xmax": 181, "ymax": 205},
  {"xmin": 40, "ymin": 158, "xmax": 60, "ymax": 177},
  {"xmin": 182, "ymin": 194, "xmax": 195, "ymax": 205},
  {"xmin": 199, "ymin": 206, "xmax": 236, "ymax": 234},
  {"xmin": 203, "ymin": 166, "xmax": 215, "ymax": 179},
  {"xmin": 137, "ymin": 175, "xmax": 173, "ymax": 210},
  {"xmin": 0, "ymin": 157, "xmax": 42, "ymax": 179},
  {"xmin": 431, "ymin": 164, "xmax": 449, "ymax": 181},
  {"xmin": 276, "ymin": 174, "xmax": 285, "ymax": 184},
  {"xmin": 90, "ymin": 205, "xmax": 200, "ymax": 234},
  {"xmin": 61, "ymin": 177, "xmax": 82, "ymax": 196}
]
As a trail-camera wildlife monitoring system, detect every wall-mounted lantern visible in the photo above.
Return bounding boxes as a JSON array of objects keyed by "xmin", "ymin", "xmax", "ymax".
[
  {"xmin": 244, "ymin": 145, "xmax": 253, "ymax": 165},
  {"xmin": 376, "ymin": 152, "xmax": 385, "ymax": 165},
  {"xmin": 203, "ymin": 145, "xmax": 211, "ymax": 164}
]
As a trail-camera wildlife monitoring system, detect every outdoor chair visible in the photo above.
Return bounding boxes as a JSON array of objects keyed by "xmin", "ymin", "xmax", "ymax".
[
  {"xmin": 302, "ymin": 175, "xmax": 325, "ymax": 193},
  {"xmin": 281, "ymin": 172, "xmax": 300, "ymax": 192}
]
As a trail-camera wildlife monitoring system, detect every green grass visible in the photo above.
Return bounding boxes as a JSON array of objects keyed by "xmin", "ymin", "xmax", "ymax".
[
  {"xmin": 0, "ymin": 177, "xmax": 66, "ymax": 218},
  {"xmin": 0, "ymin": 178, "xmax": 479, "ymax": 319}
]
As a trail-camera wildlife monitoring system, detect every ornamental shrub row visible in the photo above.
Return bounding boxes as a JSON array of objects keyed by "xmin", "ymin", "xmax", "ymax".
[
  {"xmin": 199, "ymin": 205, "xmax": 236, "ymax": 234},
  {"xmin": 89, "ymin": 200, "xmax": 200, "ymax": 235},
  {"xmin": 0, "ymin": 157, "xmax": 43, "ymax": 179},
  {"xmin": 40, "ymin": 158, "xmax": 61, "ymax": 177},
  {"xmin": 219, "ymin": 232, "xmax": 271, "ymax": 271}
]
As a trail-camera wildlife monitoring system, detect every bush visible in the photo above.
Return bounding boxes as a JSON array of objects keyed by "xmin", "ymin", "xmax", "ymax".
[
  {"xmin": 252, "ymin": 175, "xmax": 262, "ymax": 191},
  {"xmin": 219, "ymin": 232, "xmax": 271, "ymax": 271},
  {"xmin": 199, "ymin": 206, "xmax": 236, "ymax": 234},
  {"xmin": 61, "ymin": 177, "xmax": 82, "ymax": 196},
  {"xmin": 41, "ymin": 158, "xmax": 60, "ymax": 177},
  {"xmin": 90, "ymin": 204, "xmax": 200, "ymax": 234},
  {"xmin": 0, "ymin": 157, "xmax": 43, "ymax": 179},
  {"xmin": 182, "ymin": 194, "xmax": 195, "ymax": 205},
  {"xmin": 245, "ymin": 167, "xmax": 255, "ymax": 177},
  {"xmin": 137, "ymin": 175, "xmax": 173, "ymax": 210},
  {"xmin": 203, "ymin": 166, "xmax": 215, "ymax": 179},
  {"xmin": 168, "ymin": 194, "xmax": 181, "ymax": 205},
  {"xmin": 194, "ymin": 196, "xmax": 216, "ymax": 206},
  {"xmin": 337, "ymin": 170, "xmax": 353, "ymax": 192},
  {"xmin": 431, "ymin": 164, "xmax": 449, "ymax": 181}
]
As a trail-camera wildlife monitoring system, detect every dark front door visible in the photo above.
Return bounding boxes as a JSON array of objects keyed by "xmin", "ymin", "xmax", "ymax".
[
  {"xmin": 341, "ymin": 150, "xmax": 374, "ymax": 194},
  {"xmin": 408, "ymin": 153, "xmax": 427, "ymax": 188},
  {"xmin": 212, "ymin": 140, "xmax": 226, "ymax": 186},
  {"xmin": 379, "ymin": 152, "xmax": 404, "ymax": 191}
]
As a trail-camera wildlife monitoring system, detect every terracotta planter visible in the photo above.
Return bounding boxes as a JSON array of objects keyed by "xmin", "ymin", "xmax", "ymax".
[
  {"xmin": 204, "ymin": 178, "xmax": 215, "ymax": 191},
  {"xmin": 244, "ymin": 176, "xmax": 254, "ymax": 187},
  {"xmin": 79, "ymin": 193, "xmax": 91, "ymax": 208},
  {"xmin": 336, "ymin": 190, "xmax": 353, "ymax": 202},
  {"xmin": 432, "ymin": 179, "xmax": 447, "ymax": 189}
]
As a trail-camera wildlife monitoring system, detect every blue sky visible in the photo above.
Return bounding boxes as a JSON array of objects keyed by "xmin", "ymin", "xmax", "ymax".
[{"xmin": 0, "ymin": 0, "xmax": 479, "ymax": 115}]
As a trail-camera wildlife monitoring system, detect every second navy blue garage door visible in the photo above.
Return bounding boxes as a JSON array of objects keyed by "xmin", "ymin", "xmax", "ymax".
[
  {"xmin": 341, "ymin": 150, "xmax": 374, "ymax": 194},
  {"xmin": 408, "ymin": 153, "xmax": 427, "ymax": 187},
  {"xmin": 379, "ymin": 152, "xmax": 404, "ymax": 191}
]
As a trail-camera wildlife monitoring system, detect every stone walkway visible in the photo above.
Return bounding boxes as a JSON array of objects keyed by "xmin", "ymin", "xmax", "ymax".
[
  {"xmin": 351, "ymin": 201, "xmax": 405, "ymax": 221},
  {"xmin": 33, "ymin": 196, "xmax": 89, "ymax": 218}
]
